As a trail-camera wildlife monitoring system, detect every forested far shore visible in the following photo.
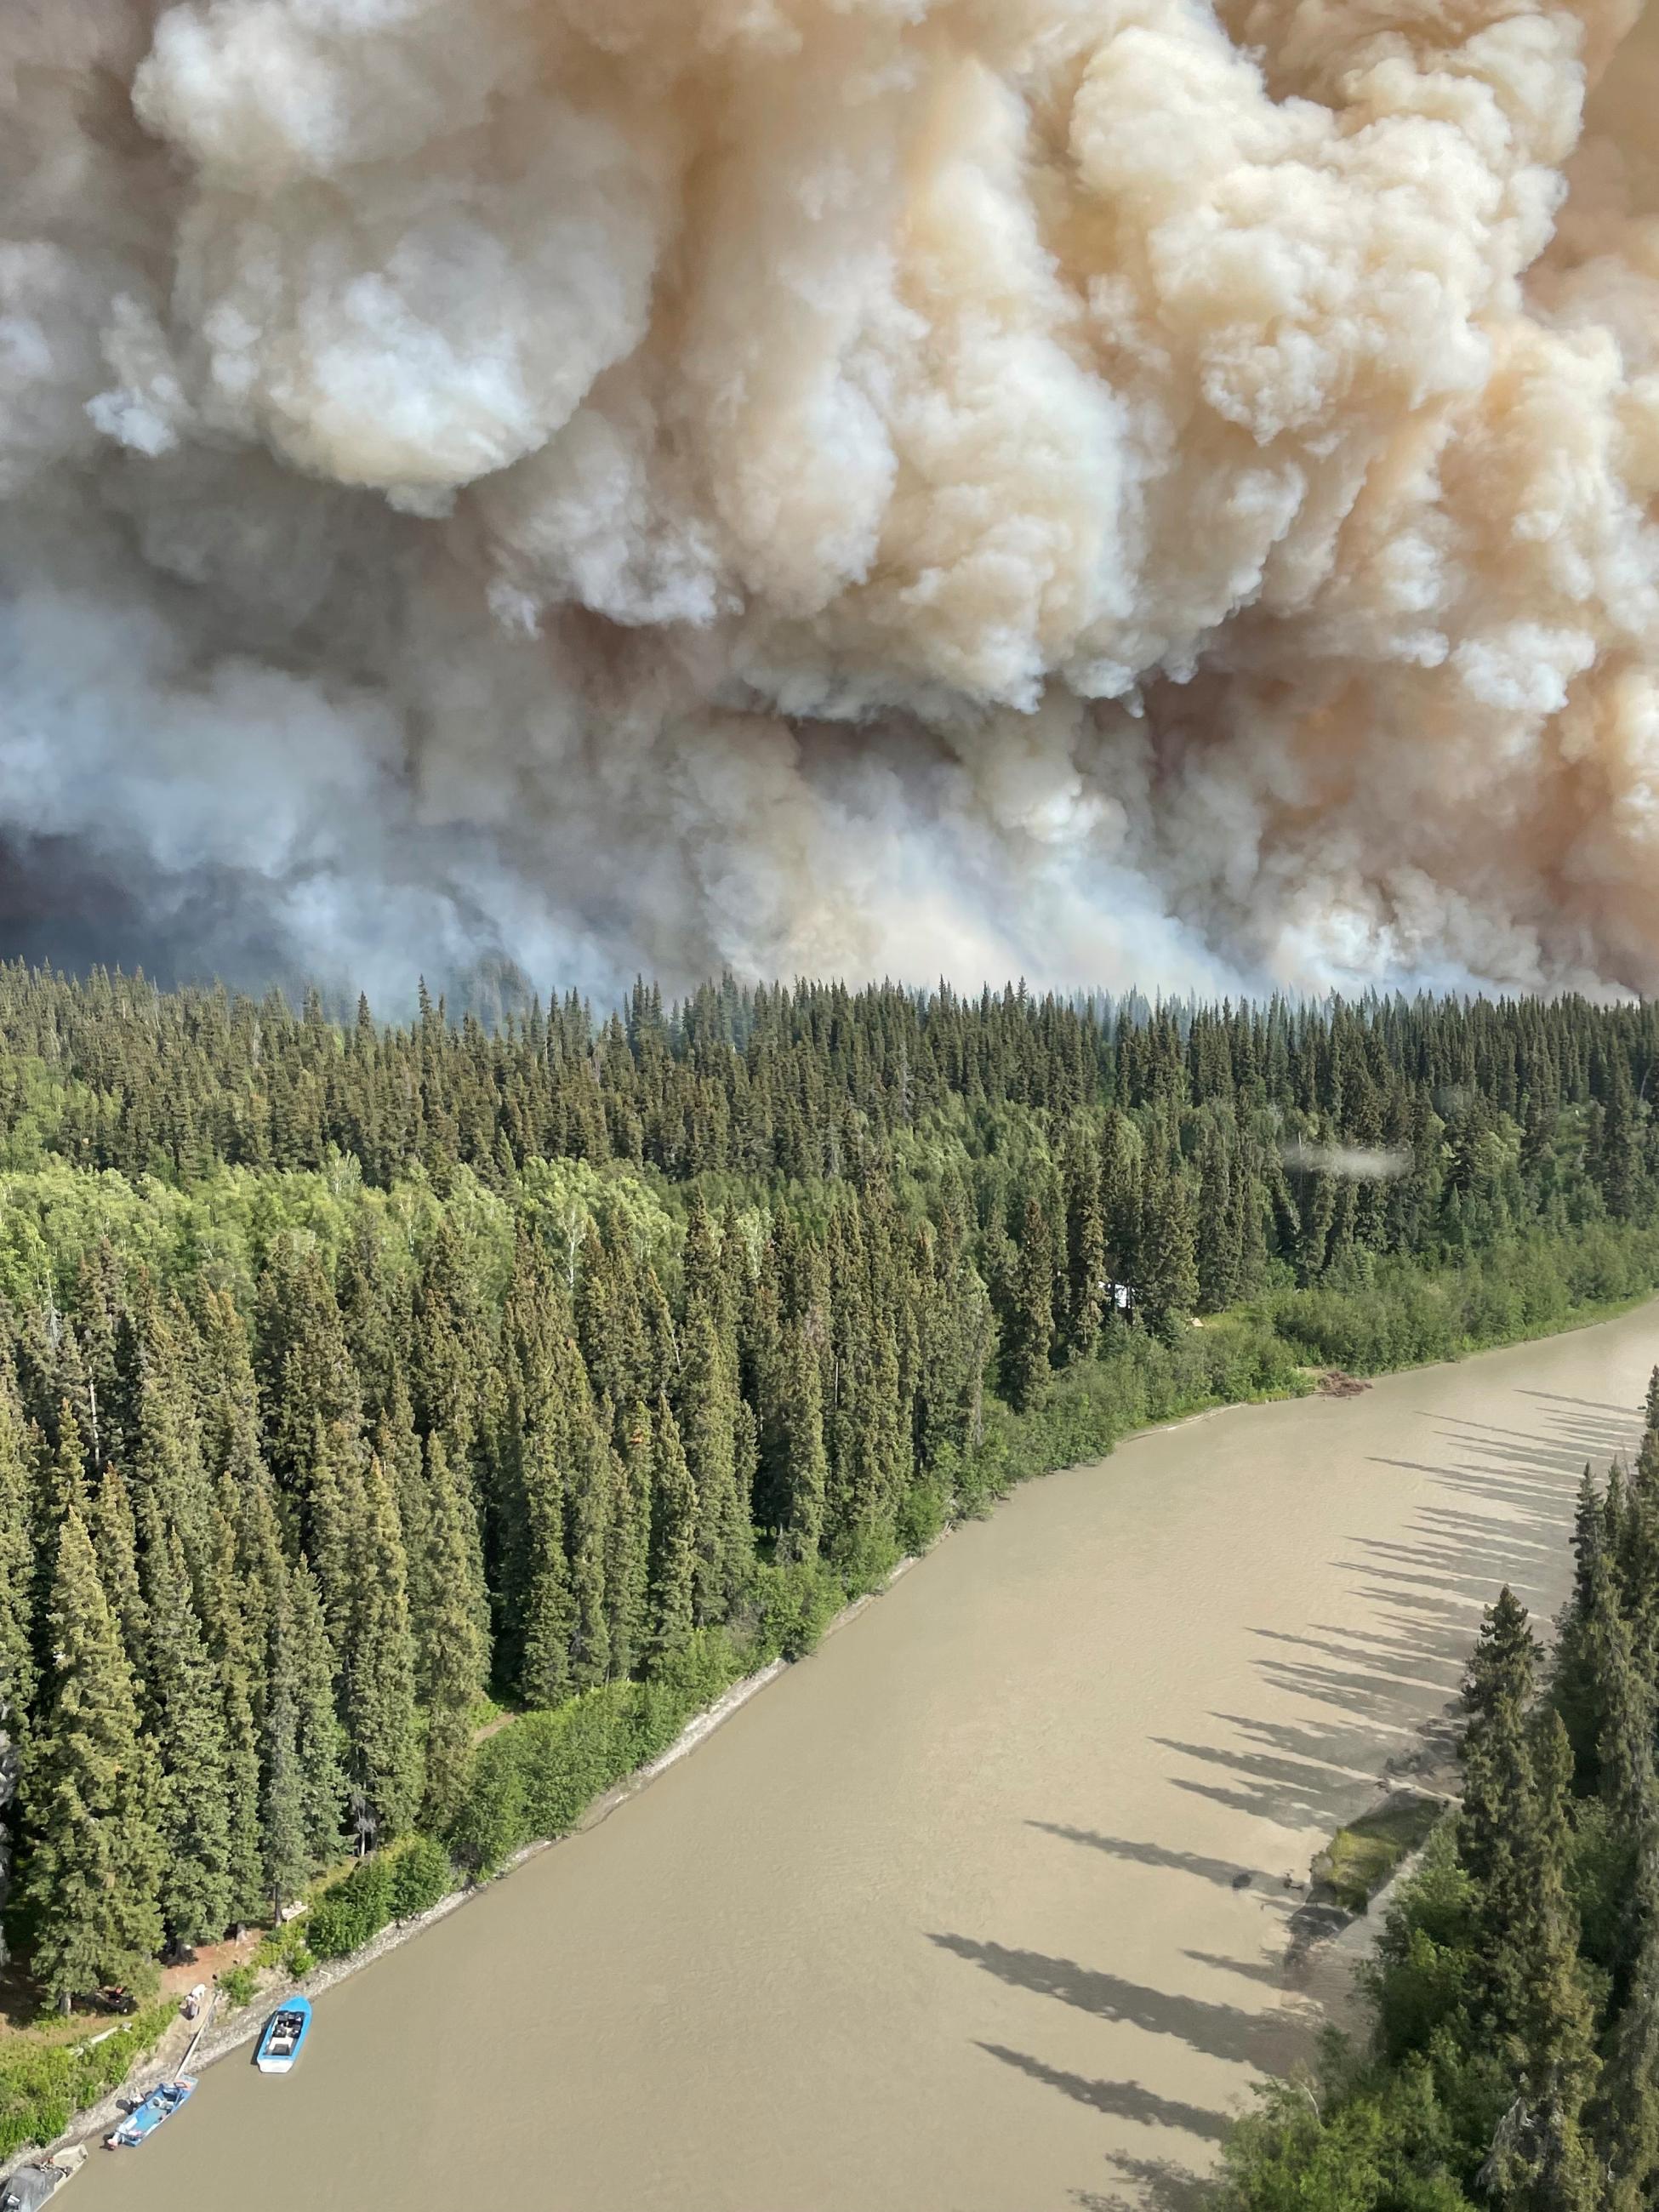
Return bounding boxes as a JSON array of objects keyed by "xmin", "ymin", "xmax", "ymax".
[
  {"xmin": 1, "ymin": 971, "xmax": 1658, "ymax": 2027},
  {"xmin": 1213, "ymin": 1381, "xmax": 1659, "ymax": 2211}
]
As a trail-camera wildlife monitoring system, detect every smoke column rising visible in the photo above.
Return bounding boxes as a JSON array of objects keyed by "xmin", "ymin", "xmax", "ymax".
[{"xmin": 2, "ymin": 0, "xmax": 1657, "ymax": 1003}]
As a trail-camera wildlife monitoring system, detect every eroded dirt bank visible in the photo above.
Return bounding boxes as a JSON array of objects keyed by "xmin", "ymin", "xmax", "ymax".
[{"xmin": 75, "ymin": 1305, "xmax": 1656, "ymax": 2212}]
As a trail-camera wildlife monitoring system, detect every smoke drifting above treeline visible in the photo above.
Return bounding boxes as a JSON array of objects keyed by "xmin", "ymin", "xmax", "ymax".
[{"xmin": 3, "ymin": 0, "xmax": 1657, "ymax": 1004}]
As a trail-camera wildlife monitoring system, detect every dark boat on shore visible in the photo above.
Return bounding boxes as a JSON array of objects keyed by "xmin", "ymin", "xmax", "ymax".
[{"xmin": 0, "ymin": 2147, "xmax": 87, "ymax": 2209}]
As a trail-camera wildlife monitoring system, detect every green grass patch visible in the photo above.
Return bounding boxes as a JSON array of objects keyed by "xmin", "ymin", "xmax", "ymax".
[
  {"xmin": 0, "ymin": 2001, "xmax": 174, "ymax": 2162},
  {"xmin": 1316, "ymin": 1796, "xmax": 1445, "ymax": 1914}
]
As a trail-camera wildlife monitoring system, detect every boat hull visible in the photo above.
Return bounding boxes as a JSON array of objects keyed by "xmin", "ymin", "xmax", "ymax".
[
  {"xmin": 254, "ymin": 1994, "xmax": 312, "ymax": 2074},
  {"xmin": 1, "ymin": 2145, "xmax": 88, "ymax": 2209},
  {"xmin": 105, "ymin": 2078, "xmax": 196, "ymax": 2148}
]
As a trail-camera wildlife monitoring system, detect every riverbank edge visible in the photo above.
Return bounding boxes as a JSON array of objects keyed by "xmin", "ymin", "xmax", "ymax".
[{"xmin": 8, "ymin": 1279, "xmax": 1655, "ymax": 2180}]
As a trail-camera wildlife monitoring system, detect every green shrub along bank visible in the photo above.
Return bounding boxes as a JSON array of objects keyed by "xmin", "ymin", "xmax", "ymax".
[
  {"xmin": 964, "ymin": 1220, "xmax": 1659, "ymax": 1508},
  {"xmin": 1264, "ymin": 1222, "xmax": 1659, "ymax": 1377},
  {"xmin": 1210, "ymin": 1377, "xmax": 1659, "ymax": 2212},
  {"xmin": 306, "ymin": 1635, "xmax": 752, "ymax": 1959},
  {"xmin": 445, "ymin": 1631, "xmax": 744, "ymax": 1879},
  {"xmin": 0, "ymin": 2004, "xmax": 173, "ymax": 2163},
  {"xmin": 306, "ymin": 1833, "xmax": 458, "ymax": 1959}
]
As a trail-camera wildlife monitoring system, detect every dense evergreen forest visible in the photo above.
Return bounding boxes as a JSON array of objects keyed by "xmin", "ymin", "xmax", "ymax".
[
  {"xmin": 1215, "ymin": 1385, "xmax": 1659, "ymax": 2212},
  {"xmin": 1, "ymin": 966, "xmax": 1659, "ymax": 2018}
]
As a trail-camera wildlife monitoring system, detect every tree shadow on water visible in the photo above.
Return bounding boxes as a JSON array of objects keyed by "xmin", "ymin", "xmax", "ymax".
[
  {"xmin": 928, "ymin": 1932, "xmax": 1281, "ymax": 2068},
  {"xmin": 1072, "ymin": 2153, "xmax": 1211, "ymax": 2212},
  {"xmin": 1026, "ymin": 1821, "xmax": 1263, "ymax": 1891},
  {"xmin": 976, "ymin": 2043, "xmax": 1229, "ymax": 2142}
]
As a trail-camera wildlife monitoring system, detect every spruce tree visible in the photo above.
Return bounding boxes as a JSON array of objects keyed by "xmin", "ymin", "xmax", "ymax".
[
  {"xmin": 1000, "ymin": 1194, "xmax": 1055, "ymax": 1411},
  {"xmin": 0, "ymin": 1382, "xmax": 35, "ymax": 1967},
  {"xmin": 0, "ymin": 1383, "xmax": 37, "ymax": 1733},
  {"xmin": 1554, "ymin": 1464, "xmax": 1609, "ymax": 1786},
  {"xmin": 1599, "ymin": 1849, "xmax": 1659, "ymax": 2210},
  {"xmin": 230, "ymin": 1457, "xmax": 288, "ymax": 1714},
  {"xmin": 289, "ymin": 1560, "xmax": 347, "ymax": 1868},
  {"xmin": 1194, "ymin": 1126, "xmax": 1241, "ymax": 1313},
  {"xmin": 1462, "ymin": 1585, "xmax": 1541, "ymax": 2012},
  {"xmin": 678, "ymin": 1307, "xmax": 745, "ymax": 1625},
  {"xmin": 411, "ymin": 1213, "xmax": 491, "ymax": 1463},
  {"xmin": 25, "ymin": 1511, "xmax": 162, "ymax": 2008},
  {"xmin": 341, "ymin": 1453, "xmax": 422, "ymax": 1849},
  {"xmin": 89, "ymin": 1463, "xmax": 148, "ymax": 1693},
  {"xmin": 294, "ymin": 1414, "xmax": 361, "ymax": 1646},
  {"xmin": 37, "ymin": 1404, "xmax": 88, "ymax": 1547},
  {"xmin": 603, "ymin": 1403, "xmax": 652, "ymax": 1681},
  {"xmin": 144, "ymin": 1517, "xmax": 233, "ymax": 1951},
  {"xmin": 1481, "ymin": 1711, "xmax": 1602, "ymax": 2212},
  {"xmin": 194, "ymin": 1286, "xmax": 264, "ymax": 1486},
  {"xmin": 646, "ymin": 1394, "xmax": 696, "ymax": 1674},
  {"xmin": 1587, "ymin": 1542, "xmax": 1656, "ymax": 1839},
  {"xmin": 1060, "ymin": 1125, "xmax": 1105, "ymax": 1359},
  {"xmin": 375, "ymin": 1371, "xmax": 429, "ymax": 1639},
  {"xmin": 260, "ymin": 1576, "xmax": 313, "ymax": 1923},
  {"xmin": 516, "ymin": 1414, "xmax": 574, "ymax": 1707},
  {"xmin": 129, "ymin": 1299, "xmax": 214, "ymax": 1585},
  {"xmin": 254, "ymin": 1245, "xmax": 363, "ymax": 1494},
  {"xmin": 202, "ymin": 1484, "xmax": 265, "ymax": 1924},
  {"xmin": 778, "ymin": 1315, "xmax": 828, "ymax": 1565},
  {"xmin": 419, "ymin": 1435, "xmax": 487, "ymax": 1833},
  {"xmin": 565, "ymin": 1410, "xmax": 612, "ymax": 1692},
  {"xmin": 1137, "ymin": 1156, "xmax": 1199, "ymax": 1343}
]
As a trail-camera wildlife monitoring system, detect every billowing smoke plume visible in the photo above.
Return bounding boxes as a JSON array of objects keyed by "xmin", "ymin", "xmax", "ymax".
[{"xmin": 3, "ymin": 0, "xmax": 1657, "ymax": 1002}]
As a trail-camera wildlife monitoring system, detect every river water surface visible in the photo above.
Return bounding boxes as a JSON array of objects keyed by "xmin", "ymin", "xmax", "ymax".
[{"xmin": 77, "ymin": 1305, "xmax": 1656, "ymax": 2212}]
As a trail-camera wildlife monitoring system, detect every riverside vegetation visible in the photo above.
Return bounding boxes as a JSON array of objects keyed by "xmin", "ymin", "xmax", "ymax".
[
  {"xmin": 0, "ymin": 971, "xmax": 1658, "ymax": 2141},
  {"xmin": 1211, "ymin": 1376, "xmax": 1659, "ymax": 2212}
]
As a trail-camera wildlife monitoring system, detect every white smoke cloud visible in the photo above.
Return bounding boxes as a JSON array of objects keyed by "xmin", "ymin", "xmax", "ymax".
[
  {"xmin": 1, "ymin": 0, "xmax": 1656, "ymax": 1001},
  {"xmin": 1280, "ymin": 1140, "xmax": 1411, "ymax": 1183}
]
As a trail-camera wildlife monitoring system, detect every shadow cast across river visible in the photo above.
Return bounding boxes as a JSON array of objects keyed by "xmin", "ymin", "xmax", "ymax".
[
  {"xmin": 1072, "ymin": 2157, "xmax": 1212, "ymax": 2212},
  {"xmin": 928, "ymin": 1931, "xmax": 1282, "ymax": 2072},
  {"xmin": 926, "ymin": 1380, "xmax": 1633, "ymax": 2208},
  {"xmin": 976, "ymin": 2044, "xmax": 1229, "ymax": 2143}
]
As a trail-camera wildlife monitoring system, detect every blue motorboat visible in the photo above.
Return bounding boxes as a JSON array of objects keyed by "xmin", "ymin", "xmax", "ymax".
[
  {"xmin": 105, "ymin": 2078, "xmax": 195, "ymax": 2148},
  {"xmin": 254, "ymin": 1993, "xmax": 311, "ymax": 2074}
]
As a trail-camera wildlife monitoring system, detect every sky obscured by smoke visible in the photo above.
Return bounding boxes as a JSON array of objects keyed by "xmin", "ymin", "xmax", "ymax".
[{"xmin": 3, "ymin": 0, "xmax": 1657, "ymax": 1005}]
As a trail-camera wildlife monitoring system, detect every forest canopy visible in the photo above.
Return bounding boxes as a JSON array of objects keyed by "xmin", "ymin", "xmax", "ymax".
[{"xmin": 1, "ymin": 967, "xmax": 1657, "ymax": 2015}]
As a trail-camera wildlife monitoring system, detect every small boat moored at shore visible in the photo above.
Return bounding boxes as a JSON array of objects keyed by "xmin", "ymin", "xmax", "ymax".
[
  {"xmin": 254, "ymin": 1994, "xmax": 312, "ymax": 2074},
  {"xmin": 1, "ymin": 2145, "xmax": 87, "ymax": 2209},
  {"xmin": 105, "ymin": 2079, "xmax": 195, "ymax": 2149}
]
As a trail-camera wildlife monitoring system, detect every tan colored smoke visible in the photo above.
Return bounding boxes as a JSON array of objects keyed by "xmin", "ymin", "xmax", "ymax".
[{"xmin": 2, "ymin": 0, "xmax": 1656, "ymax": 999}]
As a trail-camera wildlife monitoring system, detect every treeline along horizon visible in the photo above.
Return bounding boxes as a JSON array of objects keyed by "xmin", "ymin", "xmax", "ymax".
[{"xmin": 2, "ymin": 966, "xmax": 1659, "ymax": 2012}]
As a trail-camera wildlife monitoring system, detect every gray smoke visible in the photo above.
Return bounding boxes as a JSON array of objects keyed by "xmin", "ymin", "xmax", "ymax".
[{"xmin": 3, "ymin": 0, "xmax": 1657, "ymax": 1005}]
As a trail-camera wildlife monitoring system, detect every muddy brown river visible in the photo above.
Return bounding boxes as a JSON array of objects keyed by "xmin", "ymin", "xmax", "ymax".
[{"xmin": 77, "ymin": 1304, "xmax": 1656, "ymax": 2212}]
